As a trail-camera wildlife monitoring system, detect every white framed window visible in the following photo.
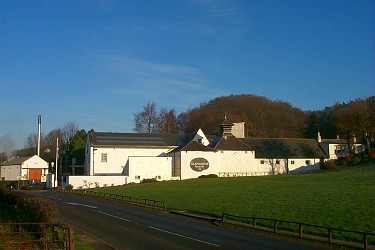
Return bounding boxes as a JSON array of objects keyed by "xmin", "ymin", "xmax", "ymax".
[
  {"xmin": 291, "ymin": 160, "xmax": 295, "ymax": 164},
  {"xmin": 305, "ymin": 160, "xmax": 311, "ymax": 165},
  {"xmin": 101, "ymin": 153, "xmax": 107, "ymax": 162},
  {"xmin": 260, "ymin": 160, "xmax": 265, "ymax": 164},
  {"xmin": 156, "ymin": 176, "xmax": 161, "ymax": 180},
  {"xmin": 276, "ymin": 160, "xmax": 280, "ymax": 165},
  {"xmin": 135, "ymin": 175, "xmax": 140, "ymax": 180}
]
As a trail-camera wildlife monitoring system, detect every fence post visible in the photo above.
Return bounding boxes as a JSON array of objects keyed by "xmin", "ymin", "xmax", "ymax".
[
  {"xmin": 253, "ymin": 218, "xmax": 256, "ymax": 229},
  {"xmin": 364, "ymin": 233, "xmax": 368, "ymax": 250},
  {"xmin": 299, "ymin": 224, "xmax": 303, "ymax": 238},
  {"xmin": 69, "ymin": 226, "xmax": 75, "ymax": 250},
  {"xmin": 328, "ymin": 228, "xmax": 332, "ymax": 243},
  {"xmin": 274, "ymin": 221, "xmax": 278, "ymax": 233}
]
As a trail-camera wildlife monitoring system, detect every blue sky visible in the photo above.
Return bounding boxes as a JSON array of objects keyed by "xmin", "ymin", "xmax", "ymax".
[{"xmin": 0, "ymin": 0, "xmax": 374, "ymax": 150}]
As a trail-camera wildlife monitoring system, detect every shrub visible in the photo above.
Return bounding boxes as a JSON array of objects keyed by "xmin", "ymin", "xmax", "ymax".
[
  {"xmin": 337, "ymin": 157, "xmax": 348, "ymax": 167},
  {"xmin": 20, "ymin": 183, "xmax": 45, "ymax": 190},
  {"xmin": 322, "ymin": 161, "xmax": 338, "ymax": 170},
  {"xmin": 141, "ymin": 178, "xmax": 158, "ymax": 183},
  {"xmin": 0, "ymin": 187, "xmax": 58, "ymax": 223},
  {"xmin": 369, "ymin": 149, "xmax": 375, "ymax": 159},
  {"xmin": 350, "ymin": 156, "xmax": 362, "ymax": 166},
  {"xmin": 198, "ymin": 174, "xmax": 219, "ymax": 178}
]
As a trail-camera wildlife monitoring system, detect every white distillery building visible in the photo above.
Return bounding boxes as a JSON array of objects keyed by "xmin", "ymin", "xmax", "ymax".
[{"xmin": 64, "ymin": 119, "xmax": 327, "ymax": 189}]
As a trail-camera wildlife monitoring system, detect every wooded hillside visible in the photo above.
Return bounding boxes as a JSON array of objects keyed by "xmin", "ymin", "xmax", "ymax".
[{"xmin": 177, "ymin": 94, "xmax": 375, "ymax": 141}]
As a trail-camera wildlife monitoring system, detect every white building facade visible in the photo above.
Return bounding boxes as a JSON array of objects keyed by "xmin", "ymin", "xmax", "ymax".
[{"xmin": 61, "ymin": 119, "xmax": 327, "ymax": 189}]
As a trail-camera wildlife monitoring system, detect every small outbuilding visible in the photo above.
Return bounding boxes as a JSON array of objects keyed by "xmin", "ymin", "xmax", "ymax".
[{"xmin": 0, "ymin": 155, "xmax": 48, "ymax": 181}]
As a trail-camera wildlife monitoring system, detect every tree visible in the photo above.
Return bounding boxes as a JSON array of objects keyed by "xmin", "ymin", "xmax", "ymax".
[
  {"xmin": 157, "ymin": 108, "xmax": 177, "ymax": 134},
  {"xmin": 24, "ymin": 133, "xmax": 38, "ymax": 150},
  {"xmin": 70, "ymin": 129, "xmax": 87, "ymax": 151},
  {"xmin": 133, "ymin": 102, "xmax": 158, "ymax": 133},
  {"xmin": 62, "ymin": 121, "xmax": 79, "ymax": 150},
  {"xmin": 334, "ymin": 98, "xmax": 375, "ymax": 152}
]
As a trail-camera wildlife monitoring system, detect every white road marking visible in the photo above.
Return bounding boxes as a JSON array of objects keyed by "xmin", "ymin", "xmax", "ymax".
[
  {"xmin": 97, "ymin": 210, "xmax": 132, "ymax": 222},
  {"xmin": 148, "ymin": 226, "xmax": 220, "ymax": 247},
  {"xmin": 47, "ymin": 197, "xmax": 62, "ymax": 201},
  {"xmin": 63, "ymin": 202, "xmax": 98, "ymax": 209}
]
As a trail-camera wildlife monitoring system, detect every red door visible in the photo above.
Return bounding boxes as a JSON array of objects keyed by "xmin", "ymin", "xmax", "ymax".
[{"xmin": 29, "ymin": 169, "xmax": 42, "ymax": 180}]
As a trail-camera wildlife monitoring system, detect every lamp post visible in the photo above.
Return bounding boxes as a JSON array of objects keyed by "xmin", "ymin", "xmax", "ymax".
[
  {"xmin": 92, "ymin": 148, "xmax": 97, "ymax": 176},
  {"xmin": 51, "ymin": 162, "xmax": 55, "ymax": 187}
]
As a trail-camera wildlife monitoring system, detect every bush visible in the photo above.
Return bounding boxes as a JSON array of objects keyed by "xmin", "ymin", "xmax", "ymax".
[
  {"xmin": 0, "ymin": 187, "xmax": 58, "ymax": 223},
  {"xmin": 322, "ymin": 161, "xmax": 338, "ymax": 170},
  {"xmin": 141, "ymin": 178, "xmax": 158, "ymax": 183},
  {"xmin": 198, "ymin": 174, "xmax": 219, "ymax": 178},
  {"xmin": 350, "ymin": 156, "xmax": 362, "ymax": 166},
  {"xmin": 20, "ymin": 183, "xmax": 45, "ymax": 191},
  {"xmin": 337, "ymin": 157, "xmax": 347, "ymax": 167}
]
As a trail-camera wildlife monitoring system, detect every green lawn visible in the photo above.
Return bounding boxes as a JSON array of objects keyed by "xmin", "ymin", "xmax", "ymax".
[{"xmin": 94, "ymin": 160, "xmax": 375, "ymax": 234}]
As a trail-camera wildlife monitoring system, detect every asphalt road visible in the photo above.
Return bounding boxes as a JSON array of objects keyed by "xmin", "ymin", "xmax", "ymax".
[{"xmin": 33, "ymin": 191, "xmax": 332, "ymax": 250}]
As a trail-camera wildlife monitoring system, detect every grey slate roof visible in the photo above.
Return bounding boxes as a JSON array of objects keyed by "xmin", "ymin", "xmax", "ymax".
[
  {"xmin": 0, "ymin": 156, "xmax": 33, "ymax": 166},
  {"xmin": 321, "ymin": 138, "xmax": 347, "ymax": 144},
  {"xmin": 168, "ymin": 131, "xmax": 215, "ymax": 153},
  {"xmin": 209, "ymin": 134, "xmax": 253, "ymax": 151},
  {"xmin": 90, "ymin": 132, "xmax": 182, "ymax": 147},
  {"xmin": 242, "ymin": 138, "xmax": 325, "ymax": 159}
]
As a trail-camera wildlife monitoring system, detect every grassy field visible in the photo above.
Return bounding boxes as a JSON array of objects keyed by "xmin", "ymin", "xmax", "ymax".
[{"xmin": 94, "ymin": 160, "xmax": 375, "ymax": 234}]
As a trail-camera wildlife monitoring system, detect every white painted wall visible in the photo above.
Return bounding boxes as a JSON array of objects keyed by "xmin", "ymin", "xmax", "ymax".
[
  {"xmin": 21, "ymin": 155, "xmax": 48, "ymax": 180},
  {"xmin": 254, "ymin": 157, "xmax": 321, "ymax": 175},
  {"xmin": 1, "ymin": 165, "xmax": 21, "ymax": 181},
  {"xmin": 180, "ymin": 151, "xmax": 220, "ymax": 179},
  {"xmin": 127, "ymin": 156, "xmax": 172, "ymax": 183},
  {"xmin": 86, "ymin": 146, "xmax": 174, "ymax": 176},
  {"xmin": 65, "ymin": 175, "xmax": 128, "ymax": 189}
]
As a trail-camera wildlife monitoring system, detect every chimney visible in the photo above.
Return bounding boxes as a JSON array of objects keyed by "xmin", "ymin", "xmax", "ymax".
[
  {"xmin": 37, "ymin": 115, "xmax": 41, "ymax": 156},
  {"xmin": 317, "ymin": 131, "xmax": 321, "ymax": 142}
]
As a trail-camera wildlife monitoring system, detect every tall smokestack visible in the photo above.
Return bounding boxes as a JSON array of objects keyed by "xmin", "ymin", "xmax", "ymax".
[{"xmin": 37, "ymin": 115, "xmax": 41, "ymax": 156}]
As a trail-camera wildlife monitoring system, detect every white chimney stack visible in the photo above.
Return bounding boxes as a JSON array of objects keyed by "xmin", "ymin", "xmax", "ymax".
[
  {"xmin": 37, "ymin": 115, "xmax": 41, "ymax": 156},
  {"xmin": 317, "ymin": 131, "xmax": 322, "ymax": 142}
]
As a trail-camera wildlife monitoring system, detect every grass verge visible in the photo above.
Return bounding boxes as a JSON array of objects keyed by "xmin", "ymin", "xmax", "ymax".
[{"xmin": 93, "ymin": 160, "xmax": 375, "ymax": 236}]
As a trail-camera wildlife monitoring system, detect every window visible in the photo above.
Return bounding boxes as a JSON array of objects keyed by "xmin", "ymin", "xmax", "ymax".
[
  {"xmin": 260, "ymin": 160, "xmax": 265, "ymax": 164},
  {"xmin": 291, "ymin": 160, "xmax": 295, "ymax": 164},
  {"xmin": 135, "ymin": 175, "xmax": 140, "ymax": 180},
  {"xmin": 156, "ymin": 176, "xmax": 161, "ymax": 180},
  {"xmin": 276, "ymin": 160, "xmax": 280, "ymax": 165},
  {"xmin": 101, "ymin": 153, "xmax": 107, "ymax": 162},
  {"xmin": 305, "ymin": 160, "xmax": 311, "ymax": 165}
]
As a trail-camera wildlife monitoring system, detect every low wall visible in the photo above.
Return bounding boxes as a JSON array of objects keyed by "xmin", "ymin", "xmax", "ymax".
[{"xmin": 63, "ymin": 175, "xmax": 128, "ymax": 189}]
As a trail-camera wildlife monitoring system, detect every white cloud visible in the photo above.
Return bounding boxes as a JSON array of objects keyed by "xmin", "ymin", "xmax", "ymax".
[{"xmin": 92, "ymin": 54, "xmax": 223, "ymax": 112}]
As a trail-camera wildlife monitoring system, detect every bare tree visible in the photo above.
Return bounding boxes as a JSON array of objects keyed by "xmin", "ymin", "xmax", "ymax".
[
  {"xmin": 24, "ymin": 133, "xmax": 38, "ymax": 150},
  {"xmin": 62, "ymin": 121, "xmax": 79, "ymax": 150},
  {"xmin": 43, "ymin": 128, "xmax": 64, "ymax": 155},
  {"xmin": 133, "ymin": 102, "xmax": 158, "ymax": 133},
  {"xmin": 157, "ymin": 108, "xmax": 177, "ymax": 134}
]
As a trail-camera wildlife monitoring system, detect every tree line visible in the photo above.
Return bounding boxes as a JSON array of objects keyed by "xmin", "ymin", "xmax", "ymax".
[
  {"xmin": 12, "ymin": 122, "xmax": 87, "ymax": 163},
  {"xmin": 3, "ymin": 94, "xmax": 374, "ymax": 162},
  {"xmin": 133, "ymin": 94, "xmax": 375, "ymax": 146}
]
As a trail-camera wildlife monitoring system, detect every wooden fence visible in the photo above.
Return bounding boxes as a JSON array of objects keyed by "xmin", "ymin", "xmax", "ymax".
[
  {"xmin": 56, "ymin": 188, "xmax": 167, "ymax": 210},
  {"xmin": 0, "ymin": 223, "xmax": 74, "ymax": 250},
  {"xmin": 222, "ymin": 214, "xmax": 375, "ymax": 249}
]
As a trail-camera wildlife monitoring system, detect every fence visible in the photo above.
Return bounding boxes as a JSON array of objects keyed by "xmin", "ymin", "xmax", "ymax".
[
  {"xmin": 0, "ymin": 223, "xmax": 74, "ymax": 250},
  {"xmin": 56, "ymin": 189, "xmax": 167, "ymax": 210},
  {"xmin": 222, "ymin": 214, "xmax": 375, "ymax": 249}
]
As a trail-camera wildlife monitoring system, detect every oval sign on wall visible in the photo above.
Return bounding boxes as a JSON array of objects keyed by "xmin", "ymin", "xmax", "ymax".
[{"xmin": 190, "ymin": 158, "xmax": 209, "ymax": 172}]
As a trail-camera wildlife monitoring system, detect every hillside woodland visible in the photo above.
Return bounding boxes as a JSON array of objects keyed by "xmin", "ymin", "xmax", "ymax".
[{"xmin": 144, "ymin": 94, "xmax": 375, "ymax": 143}]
